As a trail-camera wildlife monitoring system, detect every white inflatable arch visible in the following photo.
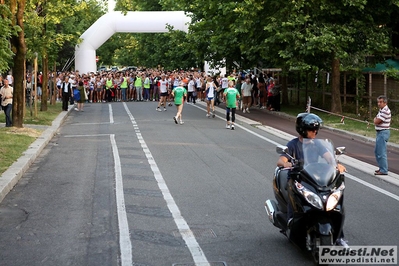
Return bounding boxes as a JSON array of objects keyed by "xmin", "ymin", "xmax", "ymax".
[{"xmin": 75, "ymin": 11, "xmax": 191, "ymax": 74}]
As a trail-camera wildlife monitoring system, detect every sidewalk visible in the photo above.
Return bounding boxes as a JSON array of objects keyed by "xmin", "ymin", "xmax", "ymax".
[{"xmin": 0, "ymin": 108, "xmax": 72, "ymax": 203}]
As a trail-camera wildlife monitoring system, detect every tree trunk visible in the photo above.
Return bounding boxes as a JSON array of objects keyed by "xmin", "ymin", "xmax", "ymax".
[
  {"xmin": 41, "ymin": 56, "xmax": 48, "ymax": 111},
  {"xmin": 10, "ymin": 0, "xmax": 27, "ymax": 128},
  {"xmin": 330, "ymin": 57, "xmax": 342, "ymax": 113}
]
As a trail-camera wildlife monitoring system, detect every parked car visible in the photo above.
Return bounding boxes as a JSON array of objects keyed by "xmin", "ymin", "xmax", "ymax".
[
  {"xmin": 121, "ymin": 66, "xmax": 137, "ymax": 72},
  {"xmin": 97, "ymin": 66, "xmax": 107, "ymax": 72},
  {"xmin": 110, "ymin": 66, "xmax": 119, "ymax": 71}
]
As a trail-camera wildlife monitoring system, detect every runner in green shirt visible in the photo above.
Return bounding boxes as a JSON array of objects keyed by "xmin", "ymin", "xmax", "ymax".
[
  {"xmin": 171, "ymin": 82, "xmax": 187, "ymax": 125},
  {"xmin": 223, "ymin": 80, "xmax": 240, "ymax": 130}
]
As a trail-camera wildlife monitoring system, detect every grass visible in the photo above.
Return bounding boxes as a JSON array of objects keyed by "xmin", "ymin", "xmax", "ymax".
[
  {"xmin": 281, "ymin": 105, "xmax": 399, "ymax": 144},
  {"xmin": 0, "ymin": 102, "xmax": 62, "ymax": 175}
]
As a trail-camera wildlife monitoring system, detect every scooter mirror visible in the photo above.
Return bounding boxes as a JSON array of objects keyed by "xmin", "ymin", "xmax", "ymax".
[
  {"xmin": 276, "ymin": 145, "xmax": 288, "ymax": 154},
  {"xmin": 335, "ymin": 147, "xmax": 346, "ymax": 155}
]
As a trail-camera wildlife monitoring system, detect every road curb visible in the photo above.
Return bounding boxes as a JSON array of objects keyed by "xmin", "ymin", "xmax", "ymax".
[{"xmin": 0, "ymin": 108, "xmax": 71, "ymax": 203}]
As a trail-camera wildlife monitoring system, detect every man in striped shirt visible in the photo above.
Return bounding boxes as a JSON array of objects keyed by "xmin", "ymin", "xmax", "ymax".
[{"xmin": 373, "ymin": 95, "xmax": 391, "ymax": 175}]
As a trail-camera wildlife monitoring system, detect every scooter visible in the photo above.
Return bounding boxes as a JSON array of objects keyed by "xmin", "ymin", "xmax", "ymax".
[{"xmin": 265, "ymin": 139, "xmax": 346, "ymax": 265}]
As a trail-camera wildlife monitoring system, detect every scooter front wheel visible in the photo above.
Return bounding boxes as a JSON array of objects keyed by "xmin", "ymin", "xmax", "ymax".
[{"xmin": 313, "ymin": 235, "xmax": 332, "ymax": 266}]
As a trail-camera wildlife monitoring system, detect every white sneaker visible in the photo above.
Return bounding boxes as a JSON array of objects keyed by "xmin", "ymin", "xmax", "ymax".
[
  {"xmin": 336, "ymin": 238, "xmax": 349, "ymax": 248},
  {"xmin": 163, "ymin": 108, "xmax": 167, "ymax": 111},
  {"xmin": 156, "ymin": 107, "xmax": 162, "ymax": 112},
  {"xmin": 179, "ymin": 120, "xmax": 184, "ymax": 125},
  {"xmin": 74, "ymin": 108, "xmax": 79, "ymax": 111},
  {"xmin": 246, "ymin": 108, "xmax": 250, "ymax": 113},
  {"xmin": 231, "ymin": 124, "xmax": 235, "ymax": 130},
  {"xmin": 226, "ymin": 124, "xmax": 230, "ymax": 129},
  {"xmin": 206, "ymin": 114, "xmax": 210, "ymax": 118},
  {"xmin": 243, "ymin": 109, "xmax": 246, "ymax": 113}
]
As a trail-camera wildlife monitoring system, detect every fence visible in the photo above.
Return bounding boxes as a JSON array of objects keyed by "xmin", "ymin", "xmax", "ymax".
[
  {"xmin": 285, "ymin": 71, "xmax": 399, "ymax": 119},
  {"xmin": 306, "ymin": 97, "xmax": 398, "ymax": 132}
]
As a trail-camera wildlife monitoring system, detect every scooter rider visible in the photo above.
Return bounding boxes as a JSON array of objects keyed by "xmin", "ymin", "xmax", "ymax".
[{"xmin": 276, "ymin": 113, "xmax": 349, "ymax": 247}]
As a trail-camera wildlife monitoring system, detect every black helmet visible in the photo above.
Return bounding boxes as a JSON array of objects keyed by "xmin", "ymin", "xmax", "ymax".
[{"xmin": 296, "ymin": 113, "xmax": 323, "ymax": 138}]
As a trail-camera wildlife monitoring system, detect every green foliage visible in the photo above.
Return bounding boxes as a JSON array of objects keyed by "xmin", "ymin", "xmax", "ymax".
[
  {"xmin": 24, "ymin": 0, "xmax": 106, "ymax": 70},
  {"xmin": 0, "ymin": 4, "xmax": 17, "ymax": 73},
  {"xmin": 384, "ymin": 68, "xmax": 399, "ymax": 80}
]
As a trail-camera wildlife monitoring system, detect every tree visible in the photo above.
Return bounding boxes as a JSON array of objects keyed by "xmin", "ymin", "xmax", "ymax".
[
  {"xmin": 254, "ymin": 0, "xmax": 395, "ymax": 113},
  {"xmin": 9, "ymin": 0, "xmax": 27, "ymax": 128},
  {"xmin": 0, "ymin": 3, "xmax": 16, "ymax": 74},
  {"xmin": 24, "ymin": 0, "xmax": 106, "ymax": 111}
]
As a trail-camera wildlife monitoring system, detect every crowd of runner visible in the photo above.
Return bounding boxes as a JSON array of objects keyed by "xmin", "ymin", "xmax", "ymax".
[{"xmin": 21, "ymin": 68, "xmax": 280, "ymax": 113}]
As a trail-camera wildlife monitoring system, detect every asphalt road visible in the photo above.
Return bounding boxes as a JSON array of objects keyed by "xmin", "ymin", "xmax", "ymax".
[{"xmin": 0, "ymin": 101, "xmax": 398, "ymax": 266}]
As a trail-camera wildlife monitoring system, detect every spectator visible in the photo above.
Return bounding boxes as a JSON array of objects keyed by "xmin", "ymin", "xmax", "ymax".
[
  {"xmin": 61, "ymin": 76, "xmax": 72, "ymax": 111},
  {"xmin": 373, "ymin": 95, "xmax": 391, "ymax": 175},
  {"xmin": 0, "ymin": 79, "xmax": 13, "ymax": 127},
  {"xmin": 241, "ymin": 77, "xmax": 253, "ymax": 113},
  {"xmin": 76, "ymin": 80, "xmax": 85, "ymax": 111}
]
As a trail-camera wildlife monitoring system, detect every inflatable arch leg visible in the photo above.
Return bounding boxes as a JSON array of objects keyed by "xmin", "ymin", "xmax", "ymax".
[{"xmin": 75, "ymin": 11, "xmax": 190, "ymax": 74}]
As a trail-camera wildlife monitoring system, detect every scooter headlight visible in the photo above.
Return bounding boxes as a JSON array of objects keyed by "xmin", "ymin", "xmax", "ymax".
[
  {"xmin": 295, "ymin": 181, "xmax": 323, "ymax": 210},
  {"xmin": 326, "ymin": 182, "xmax": 345, "ymax": 211}
]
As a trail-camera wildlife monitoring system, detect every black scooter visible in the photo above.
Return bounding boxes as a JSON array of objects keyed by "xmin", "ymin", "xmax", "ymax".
[{"xmin": 265, "ymin": 139, "xmax": 346, "ymax": 265}]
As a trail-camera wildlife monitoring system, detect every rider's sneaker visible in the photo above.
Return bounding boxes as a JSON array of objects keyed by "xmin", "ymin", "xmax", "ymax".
[
  {"xmin": 336, "ymin": 238, "xmax": 349, "ymax": 248},
  {"xmin": 287, "ymin": 218, "xmax": 293, "ymax": 229}
]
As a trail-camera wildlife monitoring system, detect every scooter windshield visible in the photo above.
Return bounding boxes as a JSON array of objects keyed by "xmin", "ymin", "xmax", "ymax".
[{"xmin": 302, "ymin": 139, "xmax": 337, "ymax": 187}]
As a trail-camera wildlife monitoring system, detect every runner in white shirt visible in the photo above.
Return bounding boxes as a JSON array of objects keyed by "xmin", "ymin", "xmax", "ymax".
[
  {"xmin": 156, "ymin": 74, "xmax": 169, "ymax": 111},
  {"xmin": 205, "ymin": 76, "xmax": 217, "ymax": 118},
  {"xmin": 220, "ymin": 74, "xmax": 229, "ymax": 103}
]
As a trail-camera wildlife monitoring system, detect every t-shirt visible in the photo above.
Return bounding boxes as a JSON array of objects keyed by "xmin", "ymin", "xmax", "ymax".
[
  {"xmin": 173, "ymin": 86, "xmax": 187, "ymax": 105},
  {"xmin": 224, "ymin": 87, "xmax": 239, "ymax": 108},
  {"xmin": 283, "ymin": 138, "xmax": 328, "ymax": 165},
  {"xmin": 375, "ymin": 105, "xmax": 391, "ymax": 130},
  {"xmin": 206, "ymin": 82, "xmax": 215, "ymax": 98},
  {"xmin": 221, "ymin": 77, "xmax": 229, "ymax": 89},
  {"xmin": 159, "ymin": 79, "xmax": 168, "ymax": 93},
  {"xmin": 0, "ymin": 85, "xmax": 13, "ymax": 106}
]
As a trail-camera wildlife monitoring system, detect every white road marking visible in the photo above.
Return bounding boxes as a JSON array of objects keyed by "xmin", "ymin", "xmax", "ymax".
[
  {"xmin": 64, "ymin": 134, "xmax": 110, "ymax": 138},
  {"xmin": 123, "ymin": 103, "xmax": 210, "ymax": 266},
  {"xmin": 109, "ymin": 104, "xmax": 114, "ymax": 124},
  {"xmin": 345, "ymin": 173, "xmax": 399, "ymax": 202},
  {"xmin": 110, "ymin": 134, "xmax": 133, "ymax": 266},
  {"xmin": 70, "ymin": 122, "xmax": 113, "ymax": 126}
]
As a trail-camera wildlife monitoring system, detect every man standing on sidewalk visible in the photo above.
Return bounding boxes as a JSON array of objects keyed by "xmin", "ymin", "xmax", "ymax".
[
  {"xmin": 374, "ymin": 95, "xmax": 391, "ymax": 176},
  {"xmin": 0, "ymin": 79, "xmax": 13, "ymax": 127}
]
